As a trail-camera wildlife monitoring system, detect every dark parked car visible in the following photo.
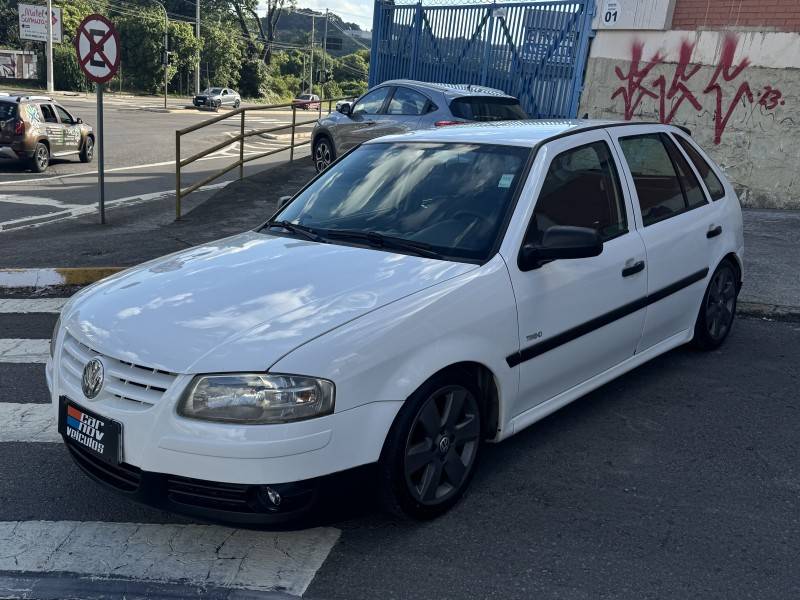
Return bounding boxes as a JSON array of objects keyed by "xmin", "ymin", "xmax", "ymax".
[{"xmin": 310, "ymin": 80, "xmax": 528, "ymax": 171}]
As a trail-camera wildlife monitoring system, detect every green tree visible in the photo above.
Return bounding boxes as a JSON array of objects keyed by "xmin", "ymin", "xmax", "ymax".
[
  {"xmin": 199, "ymin": 21, "xmax": 242, "ymax": 88},
  {"xmin": 238, "ymin": 58, "xmax": 269, "ymax": 97},
  {"xmin": 333, "ymin": 52, "xmax": 368, "ymax": 83}
]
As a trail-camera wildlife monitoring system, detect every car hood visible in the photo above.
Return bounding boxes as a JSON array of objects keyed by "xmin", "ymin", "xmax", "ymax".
[{"xmin": 63, "ymin": 231, "xmax": 476, "ymax": 374}]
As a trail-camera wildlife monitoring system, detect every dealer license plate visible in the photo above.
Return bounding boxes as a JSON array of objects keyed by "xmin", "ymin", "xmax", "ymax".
[{"xmin": 58, "ymin": 397, "xmax": 122, "ymax": 464}]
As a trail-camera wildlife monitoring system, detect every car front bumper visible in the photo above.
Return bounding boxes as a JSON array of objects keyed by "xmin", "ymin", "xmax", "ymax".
[{"xmin": 47, "ymin": 346, "xmax": 402, "ymax": 522}]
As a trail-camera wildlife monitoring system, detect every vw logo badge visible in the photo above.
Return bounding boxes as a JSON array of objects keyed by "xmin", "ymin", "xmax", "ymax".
[{"xmin": 82, "ymin": 358, "xmax": 104, "ymax": 399}]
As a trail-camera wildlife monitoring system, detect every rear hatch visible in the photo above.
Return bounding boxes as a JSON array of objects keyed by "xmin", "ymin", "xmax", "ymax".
[
  {"xmin": 449, "ymin": 96, "xmax": 528, "ymax": 122},
  {"xmin": 0, "ymin": 101, "xmax": 18, "ymax": 144}
]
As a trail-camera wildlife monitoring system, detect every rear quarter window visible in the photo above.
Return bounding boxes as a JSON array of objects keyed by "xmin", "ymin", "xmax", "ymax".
[{"xmin": 449, "ymin": 97, "xmax": 528, "ymax": 121}]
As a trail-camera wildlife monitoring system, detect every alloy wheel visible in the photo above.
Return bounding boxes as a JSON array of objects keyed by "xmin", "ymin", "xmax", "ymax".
[
  {"xmin": 705, "ymin": 265, "xmax": 736, "ymax": 341},
  {"xmin": 404, "ymin": 385, "xmax": 480, "ymax": 505},
  {"xmin": 36, "ymin": 146, "xmax": 48, "ymax": 169},
  {"xmin": 85, "ymin": 138, "xmax": 94, "ymax": 160},
  {"xmin": 314, "ymin": 141, "xmax": 332, "ymax": 171}
]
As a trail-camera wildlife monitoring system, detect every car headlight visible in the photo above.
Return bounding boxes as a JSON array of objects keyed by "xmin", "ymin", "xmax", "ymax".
[
  {"xmin": 178, "ymin": 373, "xmax": 335, "ymax": 424},
  {"xmin": 50, "ymin": 315, "xmax": 61, "ymax": 358}
]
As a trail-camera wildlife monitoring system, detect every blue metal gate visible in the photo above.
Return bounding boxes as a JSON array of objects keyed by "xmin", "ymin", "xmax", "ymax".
[{"xmin": 369, "ymin": 0, "xmax": 595, "ymax": 118}]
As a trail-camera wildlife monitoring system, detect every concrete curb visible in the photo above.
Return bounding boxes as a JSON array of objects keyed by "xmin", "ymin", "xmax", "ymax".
[
  {"xmin": 737, "ymin": 301, "xmax": 800, "ymax": 322},
  {"xmin": 0, "ymin": 267, "xmax": 124, "ymax": 289}
]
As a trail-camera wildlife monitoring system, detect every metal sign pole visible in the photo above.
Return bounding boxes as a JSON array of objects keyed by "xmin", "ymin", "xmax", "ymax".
[{"xmin": 96, "ymin": 83, "xmax": 105, "ymax": 224}]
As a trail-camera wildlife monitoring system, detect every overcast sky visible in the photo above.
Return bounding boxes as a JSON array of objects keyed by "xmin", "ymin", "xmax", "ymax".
[{"xmin": 258, "ymin": 1, "xmax": 375, "ymax": 31}]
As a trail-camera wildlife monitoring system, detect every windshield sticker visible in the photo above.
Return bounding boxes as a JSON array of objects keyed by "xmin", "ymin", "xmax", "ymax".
[{"xmin": 498, "ymin": 174, "xmax": 515, "ymax": 189}]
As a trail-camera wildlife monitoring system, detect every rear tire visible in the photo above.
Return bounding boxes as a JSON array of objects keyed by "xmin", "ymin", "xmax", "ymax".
[
  {"xmin": 30, "ymin": 142, "xmax": 49, "ymax": 173},
  {"xmin": 378, "ymin": 368, "xmax": 482, "ymax": 520},
  {"xmin": 313, "ymin": 135, "xmax": 335, "ymax": 172},
  {"xmin": 692, "ymin": 260, "xmax": 739, "ymax": 350},
  {"xmin": 80, "ymin": 136, "xmax": 94, "ymax": 163}
]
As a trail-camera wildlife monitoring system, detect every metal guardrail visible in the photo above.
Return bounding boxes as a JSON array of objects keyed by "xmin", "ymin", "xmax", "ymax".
[{"xmin": 174, "ymin": 96, "xmax": 355, "ymax": 219}]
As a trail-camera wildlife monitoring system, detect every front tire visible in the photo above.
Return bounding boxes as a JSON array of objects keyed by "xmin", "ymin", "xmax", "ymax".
[
  {"xmin": 313, "ymin": 135, "xmax": 335, "ymax": 172},
  {"xmin": 30, "ymin": 142, "xmax": 49, "ymax": 173},
  {"xmin": 379, "ymin": 369, "xmax": 482, "ymax": 520},
  {"xmin": 692, "ymin": 260, "xmax": 739, "ymax": 350},
  {"xmin": 80, "ymin": 136, "xmax": 94, "ymax": 163}
]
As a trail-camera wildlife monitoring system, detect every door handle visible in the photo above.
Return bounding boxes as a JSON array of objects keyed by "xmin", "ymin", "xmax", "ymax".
[
  {"xmin": 622, "ymin": 260, "xmax": 645, "ymax": 277},
  {"xmin": 707, "ymin": 225, "xmax": 722, "ymax": 238}
]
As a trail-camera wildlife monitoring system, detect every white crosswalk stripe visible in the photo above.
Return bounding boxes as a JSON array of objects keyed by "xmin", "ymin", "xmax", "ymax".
[
  {"xmin": 0, "ymin": 404, "xmax": 58, "ymax": 442},
  {"xmin": 0, "ymin": 298, "xmax": 67, "ymax": 313},
  {"xmin": 0, "ymin": 521, "xmax": 340, "ymax": 596},
  {"xmin": 0, "ymin": 292, "xmax": 341, "ymax": 596},
  {"xmin": 0, "ymin": 338, "xmax": 50, "ymax": 363}
]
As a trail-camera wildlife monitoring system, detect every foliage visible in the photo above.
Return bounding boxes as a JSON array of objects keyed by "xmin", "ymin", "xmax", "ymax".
[
  {"xmin": 238, "ymin": 58, "xmax": 270, "ymax": 97},
  {"xmin": 200, "ymin": 20, "xmax": 242, "ymax": 88},
  {"xmin": 53, "ymin": 42, "xmax": 92, "ymax": 92}
]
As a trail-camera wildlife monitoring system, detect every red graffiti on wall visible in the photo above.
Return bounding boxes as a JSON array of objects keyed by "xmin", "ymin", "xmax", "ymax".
[{"xmin": 611, "ymin": 34, "xmax": 785, "ymax": 144}]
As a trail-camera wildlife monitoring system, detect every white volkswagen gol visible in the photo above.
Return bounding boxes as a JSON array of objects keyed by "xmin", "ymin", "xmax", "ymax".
[{"xmin": 47, "ymin": 120, "xmax": 743, "ymax": 522}]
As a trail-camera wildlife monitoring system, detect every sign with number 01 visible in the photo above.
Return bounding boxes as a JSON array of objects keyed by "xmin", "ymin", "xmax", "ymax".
[{"xmin": 602, "ymin": 0, "xmax": 619, "ymax": 26}]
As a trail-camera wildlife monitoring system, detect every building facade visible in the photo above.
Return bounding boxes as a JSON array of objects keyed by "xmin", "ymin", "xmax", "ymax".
[{"xmin": 579, "ymin": 0, "xmax": 800, "ymax": 208}]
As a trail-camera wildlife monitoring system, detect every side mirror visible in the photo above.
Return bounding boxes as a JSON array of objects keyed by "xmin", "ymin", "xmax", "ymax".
[
  {"xmin": 76, "ymin": 117, "xmax": 83, "ymax": 124},
  {"xmin": 337, "ymin": 102, "xmax": 352, "ymax": 116},
  {"xmin": 278, "ymin": 195, "xmax": 292, "ymax": 210},
  {"xmin": 518, "ymin": 225, "xmax": 603, "ymax": 271}
]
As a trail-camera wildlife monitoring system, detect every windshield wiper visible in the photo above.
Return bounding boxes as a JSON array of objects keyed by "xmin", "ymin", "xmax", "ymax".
[
  {"xmin": 324, "ymin": 229, "xmax": 441, "ymax": 259},
  {"xmin": 263, "ymin": 220, "xmax": 327, "ymax": 243}
]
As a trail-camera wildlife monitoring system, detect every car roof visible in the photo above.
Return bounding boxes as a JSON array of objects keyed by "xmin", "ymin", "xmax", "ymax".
[
  {"xmin": 365, "ymin": 119, "xmax": 689, "ymax": 148},
  {"xmin": 0, "ymin": 94, "xmax": 54, "ymax": 103},
  {"xmin": 377, "ymin": 80, "xmax": 515, "ymax": 99}
]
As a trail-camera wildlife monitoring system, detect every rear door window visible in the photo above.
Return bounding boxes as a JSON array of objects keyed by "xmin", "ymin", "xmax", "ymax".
[
  {"xmin": 674, "ymin": 136, "xmax": 726, "ymax": 200},
  {"xmin": 40, "ymin": 104, "xmax": 59, "ymax": 124},
  {"xmin": 532, "ymin": 141, "xmax": 628, "ymax": 242},
  {"xmin": 386, "ymin": 87, "xmax": 429, "ymax": 115},
  {"xmin": 662, "ymin": 135, "xmax": 707, "ymax": 209},
  {"xmin": 449, "ymin": 97, "xmax": 528, "ymax": 121},
  {"xmin": 619, "ymin": 133, "xmax": 700, "ymax": 226}
]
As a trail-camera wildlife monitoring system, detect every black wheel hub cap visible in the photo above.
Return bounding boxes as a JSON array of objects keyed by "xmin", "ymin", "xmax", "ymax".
[
  {"xmin": 706, "ymin": 266, "xmax": 736, "ymax": 340},
  {"xmin": 404, "ymin": 385, "xmax": 480, "ymax": 505}
]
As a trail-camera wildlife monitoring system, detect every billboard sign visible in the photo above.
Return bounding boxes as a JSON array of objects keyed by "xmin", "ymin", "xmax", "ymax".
[{"xmin": 18, "ymin": 4, "xmax": 63, "ymax": 43}]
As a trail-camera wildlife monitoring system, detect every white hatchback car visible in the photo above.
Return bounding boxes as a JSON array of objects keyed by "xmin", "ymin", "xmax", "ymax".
[{"xmin": 48, "ymin": 120, "xmax": 743, "ymax": 522}]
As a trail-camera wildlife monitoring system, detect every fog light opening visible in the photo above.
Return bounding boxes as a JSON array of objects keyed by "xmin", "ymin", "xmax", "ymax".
[{"xmin": 265, "ymin": 486, "xmax": 281, "ymax": 506}]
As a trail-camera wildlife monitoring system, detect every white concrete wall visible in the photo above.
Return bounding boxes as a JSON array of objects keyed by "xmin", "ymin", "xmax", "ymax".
[{"xmin": 579, "ymin": 29, "xmax": 800, "ymax": 208}]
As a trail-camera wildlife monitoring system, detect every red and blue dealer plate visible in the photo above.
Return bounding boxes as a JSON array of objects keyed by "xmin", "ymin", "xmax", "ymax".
[{"xmin": 58, "ymin": 397, "xmax": 122, "ymax": 464}]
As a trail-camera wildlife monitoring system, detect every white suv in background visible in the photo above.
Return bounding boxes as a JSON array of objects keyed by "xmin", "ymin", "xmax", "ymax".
[{"xmin": 48, "ymin": 120, "xmax": 743, "ymax": 523}]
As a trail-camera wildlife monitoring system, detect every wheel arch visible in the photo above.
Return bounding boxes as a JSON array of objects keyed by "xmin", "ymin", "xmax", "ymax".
[{"xmin": 716, "ymin": 251, "xmax": 743, "ymax": 291}]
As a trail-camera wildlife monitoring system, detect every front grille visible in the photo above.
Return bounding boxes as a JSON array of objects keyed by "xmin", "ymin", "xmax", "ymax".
[
  {"xmin": 66, "ymin": 441, "xmax": 142, "ymax": 492},
  {"xmin": 167, "ymin": 476, "xmax": 256, "ymax": 513},
  {"xmin": 60, "ymin": 332, "xmax": 177, "ymax": 406}
]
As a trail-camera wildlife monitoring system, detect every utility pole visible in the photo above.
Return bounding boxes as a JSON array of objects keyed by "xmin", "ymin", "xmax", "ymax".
[
  {"xmin": 194, "ymin": 0, "xmax": 200, "ymax": 94},
  {"xmin": 45, "ymin": 0, "xmax": 54, "ymax": 93},
  {"xmin": 309, "ymin": 14, "xmax": 315, "ymax": 94},
  {"xmin": 322, "ymin": 9, "xmax": 329, "ymax": 98}
]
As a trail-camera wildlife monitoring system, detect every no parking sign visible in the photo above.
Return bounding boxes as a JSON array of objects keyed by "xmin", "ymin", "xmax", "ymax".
[{"xmin": 74, "ymin": 13, "xmax": 119, "ymax": 224}]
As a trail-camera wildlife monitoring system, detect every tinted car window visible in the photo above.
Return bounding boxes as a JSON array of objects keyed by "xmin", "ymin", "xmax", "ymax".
[
  {"xmin": 55, "ymin": 105, "xmax": 73, "ymax": 124},
  {"xmin": 449, "ymin": 97, "xmax": 528, "ymax": 121},
  {"xmin": 353, "ymin": 88, "xmax": 390, "ymax": 116},
  {"xmin": 532, "ymin": 141, "xmax": 627, "ymax": 242},
  {"xmin": 675, "ymin": 136, "xmax": 726, "ymax": 200},
  {"xmin": 0, "ymin": 102, "xmax": 16, "ymax": 120},
  {"xmin": 40, "ymin": 104, "xmax": 58, "ymax": 124},
  {"xmin": 387, "ymin": 87, "xmax": 428, "ymax": 115},
  {"xmin": 619, "ymin": 134, "xmax": 687, "ymax": 226},
  {"xmin": 662, "ymin": 134, "xmax": 707, "ymax": 209},
  {"xmin": 274, "ymin": 142, "xmax": 531, "ymax": 262}
]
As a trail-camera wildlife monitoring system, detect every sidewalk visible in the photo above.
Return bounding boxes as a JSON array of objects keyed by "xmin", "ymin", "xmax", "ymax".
[{"xmin": 0, "ymin": 160, "xmax": 797, "ymax": 319}]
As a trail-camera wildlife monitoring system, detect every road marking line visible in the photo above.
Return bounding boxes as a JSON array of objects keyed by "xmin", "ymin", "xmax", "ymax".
[
  {"xmin": 0, "ymin": 339, "xmax": 50, "ymax": 363},
  {"xmin": 0, "ymin": 404, "xmax": 59, "ymax": 442},
  {"xmin": 0, "ymin": 298, "xmax": 68, "ymax": 313},
  {"xmin": 0, "ymin": 521, "xmax": 340, "ymax": 596}
]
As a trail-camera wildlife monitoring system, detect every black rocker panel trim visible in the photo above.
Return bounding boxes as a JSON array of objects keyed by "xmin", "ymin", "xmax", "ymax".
[{"xmin": 506, "ymin": 268, "xmax": 709, "ymax": 368}]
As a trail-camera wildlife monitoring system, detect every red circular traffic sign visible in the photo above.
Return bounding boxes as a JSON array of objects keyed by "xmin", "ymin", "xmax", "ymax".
[{"xmin": 74, "ymin": 14, "xmax": 120, "ymax": 84}]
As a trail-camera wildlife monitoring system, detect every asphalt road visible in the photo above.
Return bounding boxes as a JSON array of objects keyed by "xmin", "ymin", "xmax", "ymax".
[
  {"xmin": 0, "ymin": 95, "xmax": 315, "ymax": 229},
  {"xmin": 1, "ymin": 295, "xmax": 798, "ymax": 598}
]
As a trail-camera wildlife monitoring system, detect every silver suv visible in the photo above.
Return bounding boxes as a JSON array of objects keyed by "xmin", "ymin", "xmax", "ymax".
[{"xmin": 311, "ymin": 80, "xmax": 528, "ymax": 172}]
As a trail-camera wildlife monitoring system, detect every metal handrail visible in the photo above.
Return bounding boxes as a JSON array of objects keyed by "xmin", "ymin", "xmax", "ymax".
[{"xmin": 174, "ymin": 96, "xmax": 355, "ymax": 219}]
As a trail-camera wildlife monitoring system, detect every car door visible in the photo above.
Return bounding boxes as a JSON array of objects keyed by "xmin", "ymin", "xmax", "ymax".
[
  {"xmin": 54, "ymin": 104, "xmax": 81, "ymax": 154},
  {"xmin": 39, "ymin": 103, "xmax": 65, "ymax": 152},
  {"xmin": 220, "ymin": 89, "xmax": 230, "ymax": 106},
  {"xmin": 374, "ymin": 86, "xmax": 429, "ymax": 136},
  {"xmin": 336, "ymin": 86, "xmax": 392, "ymax": 152},
  {"xmin": 504, "ymin": 131, "xmax": 648, "ymax": 418},
  {"xmin": 609, "ymin": 126, "xmax": 724, "ymax": 352}
]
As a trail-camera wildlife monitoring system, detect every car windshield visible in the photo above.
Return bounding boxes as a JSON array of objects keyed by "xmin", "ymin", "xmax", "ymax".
[
  {"xmin": 450, "ymin": 97, "xmax": 529, "ymax": 121},
  {"xmin": 298, "ymin": 94, "xmax": 312, "ymax": 100},
  {"xmin": 270, "ymin": 142, "xmax": 531, "ymax": 262},
  {"xmin": 0, "ymin": 101, "xmax": 16, "ymax": 120},
  {"xmin": 204, "ymin": 88, "xmax": 222, "ymax": 94}
]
